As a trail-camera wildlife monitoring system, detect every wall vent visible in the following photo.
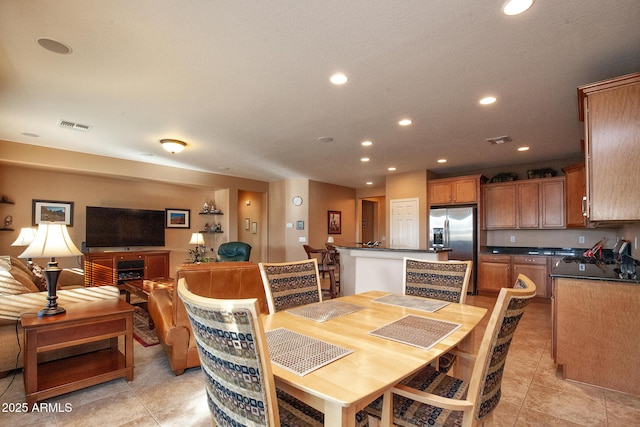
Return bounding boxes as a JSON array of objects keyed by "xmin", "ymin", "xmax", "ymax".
[
  {"xmin": 58, "ymin": 120, "xmax": 92, "ymax": 132},
  {"xmin": 485, "ymin": 135, "xmax": 511, "ymax": 145}
]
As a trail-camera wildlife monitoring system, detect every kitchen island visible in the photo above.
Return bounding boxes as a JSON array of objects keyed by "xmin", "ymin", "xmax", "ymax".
[
  {"xmin": 550, "ymin": 259, "xmax": 640, "ymax": 396},
  {"xmin": 336, "ymin": 246, "xmax": 451, "ymax": 295}
]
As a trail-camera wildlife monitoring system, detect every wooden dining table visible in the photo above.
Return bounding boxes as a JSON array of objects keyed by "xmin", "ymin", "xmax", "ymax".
[{"xmin": 261, "ymin": 290, "xmax": 488, "ymax": 427}]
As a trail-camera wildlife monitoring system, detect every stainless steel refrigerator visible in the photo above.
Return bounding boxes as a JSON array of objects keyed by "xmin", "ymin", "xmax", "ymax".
[{"xmin": 429, "ymin": 206, "xmax": 477, "ymax": 294}]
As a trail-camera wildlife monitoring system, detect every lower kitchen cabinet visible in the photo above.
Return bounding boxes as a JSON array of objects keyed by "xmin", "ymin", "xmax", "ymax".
[{"xmin": 479, "ymin": 253, "xmax": 550, "ymax": 298}]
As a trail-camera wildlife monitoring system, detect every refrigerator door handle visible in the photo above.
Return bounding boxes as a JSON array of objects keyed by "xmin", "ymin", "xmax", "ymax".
[{"xmin": 444, "ymin": 218, "xmax": 450, "ymax": 247}]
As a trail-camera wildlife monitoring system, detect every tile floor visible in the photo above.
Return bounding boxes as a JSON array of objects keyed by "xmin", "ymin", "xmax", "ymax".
[{"xmin": 1, "ymin": 295, "xmax": 639, "ymax": 426}]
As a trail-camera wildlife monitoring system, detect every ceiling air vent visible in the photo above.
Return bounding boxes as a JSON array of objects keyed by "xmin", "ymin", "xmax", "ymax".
[
  {"xmin": 58, "ymin": 120, "xmax": 92, "ymax": 132},
  {"xmin": 485, "ymin": 135, "xmax": 512, "ymax": 145}
]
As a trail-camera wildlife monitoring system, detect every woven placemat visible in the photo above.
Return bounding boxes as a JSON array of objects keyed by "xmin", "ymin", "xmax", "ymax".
[
  {"xmin": 286, "ymin": 300, "xmax": 366, "ymax": 322},
  {"xmin": 266, "ymin": 328, "xmax": 353, "ymax": 376},
  {"xmin": 373, "ymin": 294, "xmax": 450, "ymax": 312},
  {"xmin": 369, "ymin": 315, "xmax": 461, "ymax": 350}
]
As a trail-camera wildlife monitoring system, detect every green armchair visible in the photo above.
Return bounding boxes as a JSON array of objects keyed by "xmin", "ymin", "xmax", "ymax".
[{"xmin": 217, "ymin": 241, "xmax": 252, "ymax": 262}]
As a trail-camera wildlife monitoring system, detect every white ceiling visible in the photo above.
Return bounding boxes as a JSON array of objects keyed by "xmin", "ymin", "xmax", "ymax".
[{"xmin": 1, "ymin": 1, "xmax": 639, "ymax": 189}]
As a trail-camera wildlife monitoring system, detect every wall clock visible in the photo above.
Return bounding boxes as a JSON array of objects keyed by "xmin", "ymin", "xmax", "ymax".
[{"xmin": 292, "ymin": 196, "xmax": 303, "ymax": 206}]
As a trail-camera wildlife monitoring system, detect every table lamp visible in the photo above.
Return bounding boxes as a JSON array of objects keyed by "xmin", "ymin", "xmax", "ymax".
[
  {"xmin": 20, "ymin": 223, "xmax": 82, "ymax": 316},
  {"xmin": 189, "ymin": 232, "xmax": 205, "ymax": 247},
  {"xmin": 11, "ymin": 227, "xmax": 37, "ymax": 263}
]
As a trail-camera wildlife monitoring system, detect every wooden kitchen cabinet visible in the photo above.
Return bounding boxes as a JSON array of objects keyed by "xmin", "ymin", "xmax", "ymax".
[
  {"xmin": 428, "ymin": 174, "xmax": 486, "ymax": 206},
  {"xmin": 478, "ymin": 254, "xmax": 512, "ymax": 292},
  {"xmin": 483, "ymin": 177, "xmax": 565, "ymax": 229},
  {"xmin": 483, "ymin": 184, "xmax": 516, "ymax": 229},
  {"xmin": 578, "ymin": 72, "xmax": 640, "ymax": 221},
  {"xmin": 512, "ymin": 255, "xmax": 549, "ymax": 297},
  {"xmin": 562, "ymin": 163, "xmax": 592, "ymax": 227}
]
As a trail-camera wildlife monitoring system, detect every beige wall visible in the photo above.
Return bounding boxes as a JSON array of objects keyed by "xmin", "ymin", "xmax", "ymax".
[
  {"xmin": 237, "ymin": 190, "xmax": 268, "ymax": 262},
  {"xmin": 309, "ymin": 180, "xmax": 357, "ymax": 249}
]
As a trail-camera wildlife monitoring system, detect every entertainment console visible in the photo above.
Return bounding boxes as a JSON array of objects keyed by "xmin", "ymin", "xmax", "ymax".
[{"xmin": 84, "ymin": 250, "xmax": 171, "ymax": 287}]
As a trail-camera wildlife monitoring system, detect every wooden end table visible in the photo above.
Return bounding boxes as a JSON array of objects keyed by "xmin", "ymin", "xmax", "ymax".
[
  {"xmin": 21, "ymin": 299, "xmax": 134, "ymax": 407},
  {"xmin": 121, "ymin": 279, "xmax": 174, "ymax": 329}
]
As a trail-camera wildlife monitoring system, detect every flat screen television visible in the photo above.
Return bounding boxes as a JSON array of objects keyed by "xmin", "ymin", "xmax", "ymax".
[{"xmin": 86, "ymin": 206, "xmax": 165, "ymax": 248}]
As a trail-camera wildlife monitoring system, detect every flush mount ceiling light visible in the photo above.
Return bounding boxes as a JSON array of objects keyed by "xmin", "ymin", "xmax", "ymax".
[
  {"xmin": 330, "ymin": 73, "xmax": 348, "ymax": 85},
  {"xmin": 37, "ymin": 37, "xmax": 72, "ymax": 54},
  {"xmin": 503, "ymin": 0, "xmax": 534, "ymax": 16},
  {"xmin": 360, "ymin": 157, "xmax": 370, "ymax": 162},
  {"xmin": 398, "ymin": 119, "xmax": 412, "ymax": 126},
  {"xmin": 160, "ymin": 139, "xmax": 187, "ymax": 154},
  {"xmin": 388, "ymin": 167, "xmax": 397, "ymax": 171},
  {"xmin": 361, "ymin": 140, "xmax": 373, "ymax": 146},
  {"xmin": 518, "ymin": 146, "xmax": 530, "ymax": 151},
  {"xmin": 437, "ymin": 159, "xmax": 447, "ymax": 163},
  {"xmin": 486, "ymin": 135, "xmax": 512, "ymax": 145},
  {"xmin": 479, "ymin": 96, "xmax": 497, "ymax": 105}
]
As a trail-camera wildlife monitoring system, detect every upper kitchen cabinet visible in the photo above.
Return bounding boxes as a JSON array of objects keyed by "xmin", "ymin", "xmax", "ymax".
[
  {"xmin": 428, "ymin": 174, "xmax": 486, "ymax": 206},
  {"xmin": 578, "ymin": 72, "xmax": 640, "ymax": 222},
  {"xmin": 483, "ymin": 177, "xmax": 565, "ymax": 230},
  {"xmin": 562, "ymin": 162, "xmax": 594, "ymax": 228}
]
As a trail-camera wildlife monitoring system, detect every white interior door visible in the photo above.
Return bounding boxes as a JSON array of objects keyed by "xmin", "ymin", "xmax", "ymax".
[{"xmin": 390, "ymin": 198, "xmax": 419, "ymax": 249}]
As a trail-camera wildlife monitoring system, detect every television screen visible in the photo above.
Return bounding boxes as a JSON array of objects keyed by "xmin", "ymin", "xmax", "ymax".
[{"xmin": 86, "ymin": 206, "xmax": 165, "ymax": 248}]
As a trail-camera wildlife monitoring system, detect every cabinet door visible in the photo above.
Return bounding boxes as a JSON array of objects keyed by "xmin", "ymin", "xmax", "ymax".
[
  {"xmin": 512, "ymin": 256, "xmax": 548, "ymax": 298},
  {"xmin": 517, "ymin": 182, "xmax": 539, "ymax": 228},
  {"xmin": 483, "ymin": 184, "xmax": 516, "ymax": 229},
  {"xmin": 452, "ymin": 178, "xmax": 478, "ymax": 204},
  {"xmin": 145, "ymin": 253, "xmax": 169, "ymax": 279},
  {"xmin": 429, "ymin": 181, "xmax": 452, "ymax": 205},
  {"xmin": 84, "ymin": 256, "xmax": 116, "ymax": 287},
  {"xmin": 540, "ymin": 178, "xmax": 565, "ymax": 228},
  {"xmin": 478, "ymin": 255, "xmax": 511, "ymax": 291},
  {"xmin": 585, "ymin": 79, "xmax": 640, "ymax": 221},
  {"xmin": 563, "ymin": 163, "xmax": 588, "ymax": 227}
]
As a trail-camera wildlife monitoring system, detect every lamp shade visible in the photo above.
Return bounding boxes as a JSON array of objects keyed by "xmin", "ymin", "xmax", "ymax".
[
  {"xmin": 189, "ymin": 232, "xmax": 205, "ymax": 246},
  {"xmin": 327, "ymin": 236, "xmax": 335, "ymax": 243},
  {"xmin": 19, "ymin": 223, "xmax": 82, "ymax": 259},
  {"xmin": 11, "ymin": 227, "xmax": 37, "ymax": 246}
]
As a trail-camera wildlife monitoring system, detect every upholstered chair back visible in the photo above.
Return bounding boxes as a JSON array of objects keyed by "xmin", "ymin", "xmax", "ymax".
[
  {"xmin": 468, "ymin": 274, "xmax": 536, "ymax": 421},
  {"xmin": 177, "ymin": 279, "xmax": 279, "ymax": 426},
  {"xmin": 403, "ymin": 258, "xmax": 472, "ymax": 304},
  {"xmin": 259, "ymin": 259, "xmax": 323, "ymax": 314},
  {"xmin": 216, "ymin": 241, "xmax": 252, "ymax": 262}
]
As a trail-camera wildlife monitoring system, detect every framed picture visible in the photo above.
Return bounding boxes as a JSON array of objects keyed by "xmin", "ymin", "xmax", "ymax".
[
  {"xmin": 328, "ymin": 210, "xmax": 341, "ymax": 234},
  {"xmin": 32, "ymin": 200, "xmax": 74, "ymax": 226},
  {"xmin": 166, "ymin": 208, "xmax": 190, "ymax": 228},
  {"xmin": 244, "ymin": 218, "xmax": 250, "ymax": 230},
  {"xmin": 296, "ymin": 220, "xmax": 304, "ymax": 230},
  {"xmin": 251, "ymin": 221, "xmax": 257, "ymax": 234}
]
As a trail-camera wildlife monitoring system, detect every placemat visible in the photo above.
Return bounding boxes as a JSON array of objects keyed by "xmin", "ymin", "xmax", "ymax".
[
  {"xmin": 373, "ymin": 294, "xmax": 450, "ymax": 312},
  {"xmin": 266, "ymin": 328, "xmax": 353, "ymax": 376},
  {"xmin": 286, "ymin": 300, "xmax": 366, "ymax": 322},
  {"xmin": 369, "ymin": 315, "xmax": 461, "ymax": 350}
]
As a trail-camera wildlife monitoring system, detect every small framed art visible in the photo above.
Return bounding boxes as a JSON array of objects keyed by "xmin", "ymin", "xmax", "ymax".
[
  {"xmin": 166, "ymin": 208, "xmax": 190, "ymax": 228},
  {"xmin": 328, "ymin": 210, "xmax": 341, "ymax": 234},
  {"xmin": 32, "ymin": 199, "xmax": 74, "ymax": 226}
]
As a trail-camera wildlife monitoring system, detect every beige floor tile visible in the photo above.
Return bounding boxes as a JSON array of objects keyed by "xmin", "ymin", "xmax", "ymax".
[
  {"xmin": 515, "ymin": 407, "xmax": 585, "ymax": 426},
  {"xmin": 523, "ymin": 382, "xmax": 607, "ymax": 426}
]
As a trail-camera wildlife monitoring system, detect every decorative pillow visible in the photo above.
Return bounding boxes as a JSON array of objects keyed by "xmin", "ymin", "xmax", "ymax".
[
  {"xmin": 29, "ymin": 263, "xmax": 48, "ymax": 292},
  {"xmin": 0, "ymin": 270, "xmax": 34, "ymax": 295},
  {"xmin": 7, "ymin": 268, "xmax": 40, "ymax": 293},
  {"xmin": 0, "ymin": 256, "xmax": 10, "ymax": 272}
]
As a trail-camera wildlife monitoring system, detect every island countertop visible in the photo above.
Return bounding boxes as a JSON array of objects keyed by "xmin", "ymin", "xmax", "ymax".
[
  {"xmin": 337, "ymin": 245, "xmax": 452, "ymax": 253},
  {"xmin": 550, "ymin": 261, "xmax": 639, "ymax": 284}
]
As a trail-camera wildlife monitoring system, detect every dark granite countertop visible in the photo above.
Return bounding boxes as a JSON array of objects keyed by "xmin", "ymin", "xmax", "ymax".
[
  {"xmin": 550, "ymin": 257, "xmax": 640, "ymax": 284},
  {"xmin": 482, "ymin": 246, "xmax": 587, "ymax": 256},
  {"xmin": 337, "ymin": 245, "xmax": 451, "ymax": 253}
]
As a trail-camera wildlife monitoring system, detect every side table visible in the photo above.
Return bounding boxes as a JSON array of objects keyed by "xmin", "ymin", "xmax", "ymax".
[{"xmin": 21, "ymin": 299, "xmax": 134, "ymax": 406}]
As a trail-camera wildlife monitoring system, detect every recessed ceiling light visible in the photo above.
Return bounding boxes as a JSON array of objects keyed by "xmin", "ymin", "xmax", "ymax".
[
  {"xmin": 160, "ymin": 139, "xmax": 187, "ymax": 154},
  {"xmin": 437, "ymin": 159, "xmax": 447, "ymax": 163},
  {"xmin": 366, "ymin": 181, "xmax": 373, "ymax": 185},
  {"xmin": 518, "ymin": 146, "xmax": 530, "ymax": 151},
  {"xmin": 361, "ymin": 157, "xmax": 370, "ymax": 162},
  {"xmin": 479, "ymin": 96, "xmax": 497, "ymax": 105},
  {"xmin": 503, "ymin": 0, "xmax": 534, "ymax": 16},
  {"xmin": 361, "ymin": 140, "xmax": 373, "ymax": 146},
  {"xmin": 37, "ymin": 37, "xmax": 72, "ymax": 54},
  {"xmin": 398, "ymin": 119, "xmax": 412, "ymax": 126},
  {"xmin": 330, "ymin": 73, "xmax": 348, "ymax": 85},
  {"xmin": 388, "ymin": 167, "xmax": 397, "ymax": 171}
]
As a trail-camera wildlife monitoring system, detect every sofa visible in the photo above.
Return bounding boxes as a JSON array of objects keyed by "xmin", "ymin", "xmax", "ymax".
[
  {"xmin": 0, "ymin": 256, "xmax": 120, "ymax": 375},
  {"xmin": 148, "ymin": 261, "xmax": 267, "ymax": 375}
]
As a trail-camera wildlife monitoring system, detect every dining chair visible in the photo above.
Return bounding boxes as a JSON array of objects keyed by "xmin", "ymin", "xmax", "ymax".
[
  {"xmin": 177, "ymin": 278, "xmax": 369, "ymax": 427},
  {"xmin": 366, "ymin": 274, "xmax": 536, "ymax": 427},
  {"xmin": 403, "ymin": 257, "xmax": 473, "ymax": 373},
  {"xmin": 302, "ymin": 244, "xmax": 339, "ymax": 297},
  {"xmin": 259, "ymin": 258, "xmax": 323, "ymax": 314}
]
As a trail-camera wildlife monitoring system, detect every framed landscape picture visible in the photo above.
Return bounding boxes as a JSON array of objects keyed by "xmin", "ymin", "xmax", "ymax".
[
  {"xmin": 328, "ymin": 210, "xmax": 341, "ymax": 234},
  {"xmin": 166, "ymin": 208, "xmax": 190, "ymax": 228},
  {"xmin": 32, "ymin": 199, "xmax": 74, "ymax": 226}
]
